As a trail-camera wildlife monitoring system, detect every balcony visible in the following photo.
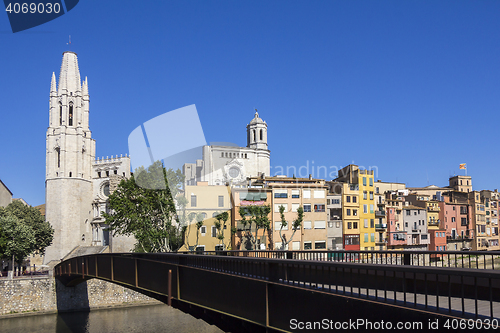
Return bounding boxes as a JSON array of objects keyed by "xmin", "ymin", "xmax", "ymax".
[
  {"xmin": 427, "ymin": 206, "xmax": 440, "ymax": 212},
  {"xmin": 375, "ymin": 239, "xmax": 387, "ymax": 245},
  {"xmin": 375, "ymin": 211, "xmax": 385, "ymax": 218},
  {"xmin": 375, "ymin": 223, "xmax": 387, "ymax": 230},
  {"xmin": 428, "ymin": 219, "xmax": 440, "ymax": 226}
]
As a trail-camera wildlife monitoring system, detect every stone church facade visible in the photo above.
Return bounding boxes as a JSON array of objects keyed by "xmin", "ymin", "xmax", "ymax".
[
  {"xmin": 183, "ymin": 112, "xmax": 271, "ymax": 186},
  {"xmin": 44, "ymin": 52, "xmax": 132, "ymax": 264}
]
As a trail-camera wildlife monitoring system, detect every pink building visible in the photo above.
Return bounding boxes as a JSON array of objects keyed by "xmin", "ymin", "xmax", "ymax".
[{"xmin": 439, "ymin": 192, "xmax": 473, "ymax": 250}]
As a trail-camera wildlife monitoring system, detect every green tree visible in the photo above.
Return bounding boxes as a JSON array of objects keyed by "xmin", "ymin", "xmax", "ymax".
[
  {"xmin": 103, "ymin": 160, "xmax": 185, "ymax": 253},
  {"xmin": 214, "ymin": 211, "xmax": 230, "ymax": 249},
  {"xmin": 238, "ymin": 205, "xmax": 271, "ymax": 250},
  {"xmin": 185, "ymin": 212, "xmax": 205, "ymax": 251},
  {"xmin": 1, "ymin": 200, "xmax": 54, "ymax": 255},
  {"xmin": 0, "ymin": 215, "xmax": 36, "ymax": 265},
  {"xmin": 0, "ymin": 201, "xmax": 53, "ymax": 272},
  {"xmin": 278, "ymin": 205, "xmax": 304, "ymax": 250}
]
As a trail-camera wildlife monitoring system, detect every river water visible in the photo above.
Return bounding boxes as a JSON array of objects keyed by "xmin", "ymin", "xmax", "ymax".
[{"xmin": 0, "ymin": 304, "xmax": 224, "ymax": 333}]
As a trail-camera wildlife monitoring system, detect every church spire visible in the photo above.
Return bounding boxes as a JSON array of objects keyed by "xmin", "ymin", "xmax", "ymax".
[
  {"xmin": 82, "ymin": 76, "xmax": 88, "ymax": 96},
  {"xmin": 58, "ymin": 51, "xmax": 81, "ymax": 95},
  {"xmin": 50, "ymin": 72, "xmax": 57, "ymax": 93}
]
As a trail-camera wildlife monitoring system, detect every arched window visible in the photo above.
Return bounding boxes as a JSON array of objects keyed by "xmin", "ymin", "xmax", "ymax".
[
  {"xmin": 253, "ymin": 130, "xmax": 256, "ymax": 141},
  {"xmin": 68, "ymin": 104, "xmax": 73, "ymax": 126},
  {"xmin": 260, "ymin": 129, "xmax": 263, "ymax": 140},
  {"xmin": 59, "ymin": 103, "xmax": 62, "ymax": 125}
]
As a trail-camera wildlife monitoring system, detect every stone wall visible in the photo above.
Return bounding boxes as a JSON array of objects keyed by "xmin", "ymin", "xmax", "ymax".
[{"xmin": 0, "ymin": 277, "xmax": 160, "ymax": 316}]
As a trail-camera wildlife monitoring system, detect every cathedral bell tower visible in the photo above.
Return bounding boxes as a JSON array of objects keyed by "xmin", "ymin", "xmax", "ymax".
[
  {"xmin": 44, "ymin": 51, "xmax": 96, "ymax": 263},
  {"xmin": 247, "ymin": 111, "xmax": 268, "ymax": 150}
]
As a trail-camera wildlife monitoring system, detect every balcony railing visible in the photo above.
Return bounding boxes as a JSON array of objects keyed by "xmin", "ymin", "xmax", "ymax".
[
  {"xmin": 428, "ymin": 219, "xmax": 440, "ymax": 226},
  {"xmin": 375, "ymin": 211, "xmax": 385, "ymax": 217},
  {"xmin": 375, "ymin": 223, "xmax": 387, "ymax": 230},
  {"xmin": 427, "ymin": 206, "xmax": 440, "ymax": 212}
]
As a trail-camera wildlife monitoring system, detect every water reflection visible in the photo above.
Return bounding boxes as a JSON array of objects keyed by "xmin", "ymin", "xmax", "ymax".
[{"xmin": 1, "ymin": 304, "xmax": 223, "ymax": 333}]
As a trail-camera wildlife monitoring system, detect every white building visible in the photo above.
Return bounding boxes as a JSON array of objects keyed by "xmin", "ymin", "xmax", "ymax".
[
  {"xmin": 183, "ymin": 112, "xmax": 271, "ymax": 186},
  {"xmin": 44, "ymin": 52, "xmax": 132, "ymax": 264}
]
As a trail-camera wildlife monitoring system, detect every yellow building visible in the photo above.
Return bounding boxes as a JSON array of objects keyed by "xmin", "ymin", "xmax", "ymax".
[
  {"xmin": 358, "ymin": 169, "xmax": 376, "ymax": 250},
  {"xmin": 333, "ymin": 165, "xmax": 376, "ymax": 250},
  {"xmin": 180, "ymin": 182, "xmax": 232, "ymax": 251}
]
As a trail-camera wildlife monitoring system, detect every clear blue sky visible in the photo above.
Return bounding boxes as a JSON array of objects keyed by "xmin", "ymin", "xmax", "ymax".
[{"xmin": 1, "ymin": 1, "xmax": 500, "ymax": 206}]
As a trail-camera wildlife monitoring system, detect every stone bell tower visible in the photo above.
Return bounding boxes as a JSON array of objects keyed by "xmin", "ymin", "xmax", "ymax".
[
  {"xmin": 44, "ymin": 51, "xmax": 96, "ymax": 263},
  {"xmin": 247, "ymin": 111, "xmax": 268, "ymax": 150}
]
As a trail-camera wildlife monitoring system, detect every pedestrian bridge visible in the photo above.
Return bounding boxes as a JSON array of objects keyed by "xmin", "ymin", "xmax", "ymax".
[{"xmin": 55, "ymin": 251, "xmax": 500, "ymax": 332}]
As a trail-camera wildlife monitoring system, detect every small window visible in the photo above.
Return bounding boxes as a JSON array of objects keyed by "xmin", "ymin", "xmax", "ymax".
[
  {"xmin": 275, "ymin": 204, "xmax": 288, "ymax": 212},
  {"xmin": 191, "ymin": 195, "xmax": 197, "ymax": 207},
  {"xmin": 303, "ymin": 204, "xmax": 311, "ymax": 212},
  {"xmin": 314, "ymin": 204, "xmax": 325, "ymax": 212},
  {"xmin": 211, "ymin": 226, "xmax": 217, "ymax": 237},
  {"xmin": 314, "ymin": 221, "xmax": 325, "ymax": 229},
  {"xmin": 352, "ymin": 196, "xmax": 357, "ymax": 203},
  {"xmin": 218, "ymin": 195, "xmax": 224, "ymax": 207},
  {"xmin": 314, "ymin": 241, "xmax": 326, "ymax": 249},
  {"xmin": 303, "ymin": 221, "xmax": 312, "ymax": 229},
  {"xmin": 56, "ymin": 148, "xmax": 61, "ymax": 168},
  {"xmin": 304, "ymin": 242, "xmax": 312, "ymax": 250},
  {"xmin": 313, "ymin": 190, "xmax": 325, "ymax": 198},
  {"xmin": 68, "ymin": 104, "xmax": 73, "ymax": 126}
]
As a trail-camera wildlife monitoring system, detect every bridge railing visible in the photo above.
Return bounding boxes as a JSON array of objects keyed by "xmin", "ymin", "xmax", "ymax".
[{"xmin": 177, "ymin": 250, "xmax": 500, "ymax": 269}]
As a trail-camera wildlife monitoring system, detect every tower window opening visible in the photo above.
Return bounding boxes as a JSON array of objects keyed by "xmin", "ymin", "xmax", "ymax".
[
  {"xmin": 106, "ymin": 171, "xmax": 109, "ymax": 177},
  {"xmin": 69, "ymin": 172, "xmax": 72, "ymax": 177},
  {"xmin": 260, "ymin": 129, "xmax": 263, "ymax": 140},
  {"xmin": 98, "ymin": 171, "xmax": 101, "ymax": 178},
  {"xmin": 253, "ymin": 130, "xmax": 256, "ymax": 141},
  {"xmin": 114, "ymin": 170, "xmax": 117, "ymax": 174},
  {"xmin": 68, "ymin": 104, "xmax": 73, "ymax": 126},
  {"xmin": 56, "ymin": 148, "xmax": 61, "ymax": 168},
  {"xmin": 59, "ymin": 104, "xmax": 62, "ymax": 125}
]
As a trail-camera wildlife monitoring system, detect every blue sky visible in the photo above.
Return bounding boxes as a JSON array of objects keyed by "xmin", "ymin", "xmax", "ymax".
[{"xmin": 1, "ymin": 1, "xmax": 500, "ymax": 206}]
